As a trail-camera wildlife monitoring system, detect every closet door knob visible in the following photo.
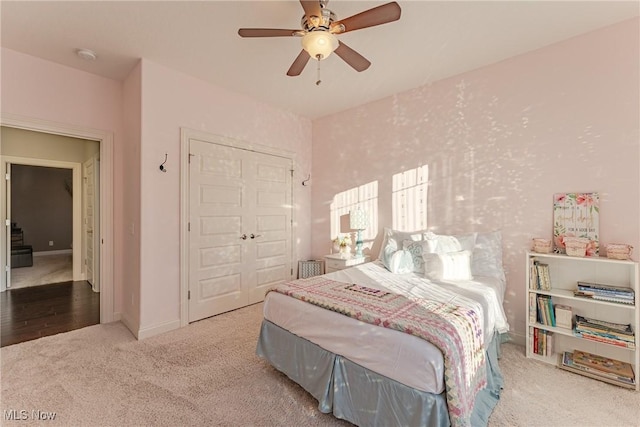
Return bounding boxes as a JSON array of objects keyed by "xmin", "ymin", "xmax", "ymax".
[
  {"xmin": 250, "ymin": 234, "xmax": 262, "ymax": 239},
  {"xmin": 240, "ymin": 234, "xmax": 247, "ymax": 240}
]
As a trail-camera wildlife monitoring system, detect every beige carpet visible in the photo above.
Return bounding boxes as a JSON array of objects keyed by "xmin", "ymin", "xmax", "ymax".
[
  {"xmin": 1, "ymin": 303, "xmax": 639, "ymax": 426},
  {"xmin": 9, "ymin": 254, "xmax": 72, "ymax": 289}
]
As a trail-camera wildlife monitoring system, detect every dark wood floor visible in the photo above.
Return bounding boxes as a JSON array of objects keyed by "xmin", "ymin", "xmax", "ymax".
[{"xmin": 1, "ymin": 281, "xmax": 100, "ymax": 347}]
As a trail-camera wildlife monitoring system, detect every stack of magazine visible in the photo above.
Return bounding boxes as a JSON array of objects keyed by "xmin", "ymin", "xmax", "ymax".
[
  {"xmin": 560, "ymin": 350, "xmax": 636, "ymax": 389},
  {"xmin": 573, "ymin": 281, "xmax": 635, "ymax": 305},
  {"xmin": 574, "ymin": 315, "xmax": 635, "ymax": 349}
]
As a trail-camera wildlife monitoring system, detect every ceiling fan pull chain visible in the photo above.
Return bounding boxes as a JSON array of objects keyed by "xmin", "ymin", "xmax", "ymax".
[{"xmin": 316, "ymin": 54, "xmax": 322, "ymax": 86}]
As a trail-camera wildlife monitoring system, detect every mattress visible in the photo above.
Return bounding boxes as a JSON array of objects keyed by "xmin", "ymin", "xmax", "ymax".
[{"xmin": 263, "ymin": 260, "xmax": 509, "ymax": 394}]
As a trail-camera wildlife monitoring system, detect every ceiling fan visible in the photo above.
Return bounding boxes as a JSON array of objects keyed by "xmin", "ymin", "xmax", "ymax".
[{"xmin": 238, "ymin": 0, "xmax": 401, "ymax": 77}]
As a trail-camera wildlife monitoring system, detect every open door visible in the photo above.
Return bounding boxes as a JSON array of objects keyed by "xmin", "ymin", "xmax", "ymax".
[
  {"xmin": 83, "ymin": 156, "xmax": 100, "ymax": 292},
  {"xmin": 4, "ymin": 162, "xmax": 11, "ymax": 288}
]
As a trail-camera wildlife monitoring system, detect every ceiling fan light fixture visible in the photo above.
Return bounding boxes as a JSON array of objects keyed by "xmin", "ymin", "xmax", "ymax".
[{"xmin": 301, "ymin": 31, "xmax": 338, "ymax": 60}]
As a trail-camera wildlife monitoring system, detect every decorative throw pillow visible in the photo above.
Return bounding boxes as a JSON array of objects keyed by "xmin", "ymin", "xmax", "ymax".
[
  {"xmin": 423, "ymin": 250, "xmax": 473, "ymax": 281},
  {"xmin": 380, "ymin": 241, "xmax": 399, "ymax": 271},
  {"xmin": 471, "ymin": 230, "xmax": 506, "ymax": 283},
  {"xmin": 388, "ymin": 250, "xmax": 414, "ymax": 274},
  {"xmin": 402, "ymin": 240, "xmax": 431, "ymax": 274},
  {"xmin": 378, "ymin": 227, "xmax": 424, "ymax": 271}
]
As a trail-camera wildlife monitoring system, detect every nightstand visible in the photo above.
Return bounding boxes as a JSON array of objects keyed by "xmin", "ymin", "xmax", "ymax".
[{"xmin": 325, "ymin": 254, "xmax": 370, "ymax": 273}]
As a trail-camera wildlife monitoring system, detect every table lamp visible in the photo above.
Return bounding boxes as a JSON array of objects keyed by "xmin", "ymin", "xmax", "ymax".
[{"xmin": 349, "ymin": 208, "xmax": 368, "ymax": 258}]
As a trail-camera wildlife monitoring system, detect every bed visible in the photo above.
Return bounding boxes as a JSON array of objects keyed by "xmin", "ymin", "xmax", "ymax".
[{"xmin": 256, "ymin": 229, "xmax": 510, "ymax": 427}]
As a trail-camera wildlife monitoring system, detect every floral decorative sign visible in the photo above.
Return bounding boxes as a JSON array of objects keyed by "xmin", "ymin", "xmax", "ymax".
[{"xmin": 553, "ymin": 192, "xmax": 599, "ymax": 256}]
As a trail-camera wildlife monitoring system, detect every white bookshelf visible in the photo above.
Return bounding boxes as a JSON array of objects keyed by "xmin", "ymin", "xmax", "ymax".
[{"xmin": 525, "ymin": 251, "xmax": 639, "ymax": 390}]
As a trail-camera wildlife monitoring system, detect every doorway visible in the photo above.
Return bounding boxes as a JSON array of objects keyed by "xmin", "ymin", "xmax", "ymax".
[
  {"xmin": 9, "ymin": 163, "xmax": 76, "ymax": 289},
  {"xmin": 0, "ymin": 116, "xmax": 114, "ymax": 327},
  {"xmin": 1, "ymin": 130, "xmax": 101, "ymax": 345}
]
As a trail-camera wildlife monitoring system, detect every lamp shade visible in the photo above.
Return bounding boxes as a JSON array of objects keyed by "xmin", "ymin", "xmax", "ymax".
[
  {"xmin": 349, "ymin": 208, "xmax": 368, "ymax": 231},
  {"xmin": 301, "ymin": 31, "xmax": 338, "ymax": 60}
]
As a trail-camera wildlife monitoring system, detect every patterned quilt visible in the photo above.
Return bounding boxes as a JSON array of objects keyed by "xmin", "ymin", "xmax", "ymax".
[{"xmin": 269, "ymin": 276, "xmax": 487, "ymax": 427}]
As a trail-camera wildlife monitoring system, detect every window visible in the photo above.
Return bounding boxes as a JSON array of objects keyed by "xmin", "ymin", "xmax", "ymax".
[
  {"xmin": 330, "ymin": 181, "xmax": 378, "ymax": 242},
  {"xmin": 392, "ymin": 165, "xmax": 428, "ymax": 231}
]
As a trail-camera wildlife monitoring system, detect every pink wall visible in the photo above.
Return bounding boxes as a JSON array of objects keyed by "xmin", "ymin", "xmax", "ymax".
[
  {"xmin": 1, "ymin": 48, "xmax": 126, "ymax": 316},
  {"xmin": 121, "ymin": 61, "xmax": 142, "ymax": 333},
  {"xmin": 311, "ymin": 18, "xmax": 640, "ymax": 342},
  {"xmin": 1, "ymin": 48, "xmax": 312, "ymax": 337},
  {"xmin": 138, "ymin": 60, "xmax": 312, "ymax": 333}
]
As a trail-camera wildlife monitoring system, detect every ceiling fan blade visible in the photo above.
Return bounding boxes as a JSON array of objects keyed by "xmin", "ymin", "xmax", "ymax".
[
  {"xmin": 334, "ymin": 41, "xmax": 371, "ymax": 72},
  {"xmin": 238, "ymin": 28, "xmax": 300, "ymax": 38},
  {"xmin": 331, "ymin": 2, "xmax": 401, "ymax": 34},
  {"xmin": 299, "ymin": 0, "xmax": 322, "ymax": 23},
  {"xmin": 287, "ymin": 50, "xmax": 311, "ymax": 76}
]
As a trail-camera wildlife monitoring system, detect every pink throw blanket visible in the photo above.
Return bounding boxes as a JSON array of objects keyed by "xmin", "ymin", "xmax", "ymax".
[{"xmin": 270, "ymin": 276, "xmax": 487, "ymax": 427}]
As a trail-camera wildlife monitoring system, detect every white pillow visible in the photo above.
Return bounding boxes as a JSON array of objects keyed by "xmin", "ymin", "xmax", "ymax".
[
  {"xmin": 423, "ymin": 250, "xmax": 473, "ymax": 281},
  {"xmin": 423, "ymin": 231, "xmax": 477, "ymax": 254},
  {"xmin": 378, "ymin": 228, "xmax": 424, "ymax": 271},
  {"xmin": 388, "ymin": 250, "xmax": 414, "ymax": 274},
  {"xmin": 471, "ymin": 230, "xmax": 506, "ymax": 283}
]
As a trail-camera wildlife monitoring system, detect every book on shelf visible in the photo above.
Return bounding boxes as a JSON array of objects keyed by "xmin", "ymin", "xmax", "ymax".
[
  {"xmin": 539, "ymin": 263, "xmax": 551, "ymax": 290},
  {"xmin": 536, "ymin": 295, "xmax": 555, "ymax": 327},
  {"xmin": 577, "ymin": 281, "xmax": 635, "ymax": 296},
  {"xmin": 559, "ymin": 351, "xmax": 636, "ymax": 388},
  {"xmin": 528, "ymin": 293, "xmax": 537, "ymax": 323},
  {"xmin": 529, "ymin": 260, "xmax": 551, "ymax": 290},
  {"xmin": 576, "ymin": 328, "xmax": 635, "ymax": 344},
  {"xmin": 577, "ymin": 333, "xmax": 636, "ymax": 349},
  {"xmin": 574, "ymin": 315, "xmax": 634, "ymax": 341},
  {"xmin": 531, "ymin": 327, "xmax": 554, "ymax": 356},
  {"xmin": 554, "ymin": 304, "xmax": 573, "ymax": 329},
  {"xmin": 576, "ymin": 289, "xmax": 635, "ymax": 299},
  {"xmin": 576, "ymin": 314, "xmax": 633, "ymax": 335},
  {"xmin": 573, "ymin": 291, "xmax": 634, "ymax": 305},
  {"xmin": 536, "ymin": 296, "xmax": 544, "ymax": 325},
  {"xmin": 529, "ymin": 260, "xmax": 538, "ymax": 290},
  {"xmin": 572, "ymin": 350, "xmax": 635, "ymax": 381},
  {"xmin": 545, "ymin": 330, "xmax": 553, "ymax": 356},
  {"xmin": 576, "ymin": 281, "xmax": 634, "ymax": 303},
  {"xmin": 575, "ymin": 315, "xmax": 633, "ymax": 333}
]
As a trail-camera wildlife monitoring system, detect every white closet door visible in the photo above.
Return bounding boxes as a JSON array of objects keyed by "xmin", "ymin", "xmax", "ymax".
[
  {"xmin": 250, "ymin": 150, "xmax": 293, "ymax": 304},
  {"xmin": 188, "ymin": 140, "xmax": 292, "ymax": 322}
]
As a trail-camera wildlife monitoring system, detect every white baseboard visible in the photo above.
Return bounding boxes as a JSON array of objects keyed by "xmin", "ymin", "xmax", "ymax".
[
  {"xmin": 119, "ymin": 312, "xmax": 140, "ymax": 339},
  {"xmin": 508, "ymin": 331, "xmax": 526, "ymax": 347},
  {"xmin": 137, "ymin": 319, "xmax": 181, "ymax": 340},
  {"xmin": 33, "ymin": 249, "xmax": 72, "ymax": 256}
]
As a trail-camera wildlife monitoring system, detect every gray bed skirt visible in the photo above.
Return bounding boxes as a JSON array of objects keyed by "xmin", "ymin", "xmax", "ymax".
[{"xmin": 256, "ymin": 319, "xmax": 505, "ymax": 427}]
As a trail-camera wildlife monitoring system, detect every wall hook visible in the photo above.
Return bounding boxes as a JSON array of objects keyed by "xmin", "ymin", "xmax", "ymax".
[
  {"xmin": 159, "ymin": 153, "xmax": 168, "ymax": 172},
  {"xmin": 302, "ymin": 174, "xmax": 311, "ymax": 186}
]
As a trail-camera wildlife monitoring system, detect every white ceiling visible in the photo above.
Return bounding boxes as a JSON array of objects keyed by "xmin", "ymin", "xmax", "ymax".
[{"xmin": 2, "ymin": 1, "xmax": 638, "ymax": 119}]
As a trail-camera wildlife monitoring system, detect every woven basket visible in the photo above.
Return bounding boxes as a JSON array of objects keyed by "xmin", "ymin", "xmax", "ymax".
[
  {"xmin": 605, "ymin": 243, "xmax": 633, "ymax": 260},
  {"xmin": 532, "ymin": 238, "xmax": 552, "ymax": 254},
  {"xmin": 565, "ymin": 237, "xmax": 590, "ymax": 257}
]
